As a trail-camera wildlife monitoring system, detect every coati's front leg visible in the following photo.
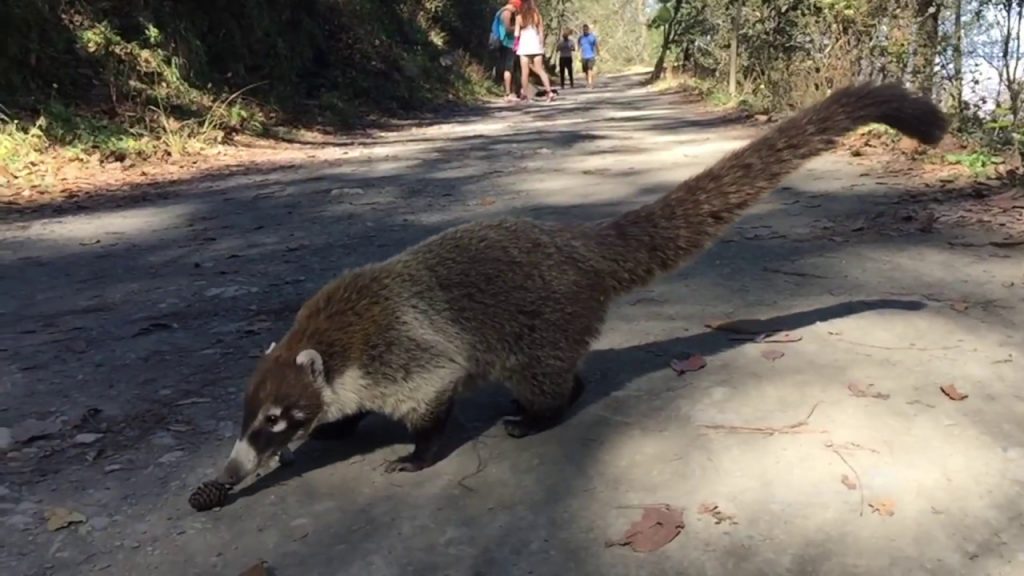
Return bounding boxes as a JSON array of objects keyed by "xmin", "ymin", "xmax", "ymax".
[
  {"xmin": 384, "ymin": 395, "xmax": 455, "ymax": 474},
  {"xmin": 504, "ymin": 370, "xmax": 585, "ymax": 438}
]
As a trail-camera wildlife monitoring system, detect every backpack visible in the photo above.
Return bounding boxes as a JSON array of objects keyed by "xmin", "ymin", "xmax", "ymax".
[{"xmin": 488, "ymin": 7, "xmax": 511, "ymax": 49}]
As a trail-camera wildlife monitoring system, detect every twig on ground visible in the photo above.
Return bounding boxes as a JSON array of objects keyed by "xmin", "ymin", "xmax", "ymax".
[
  {"xmin": 761, "ymin": 266, "xmax": 832, "ymax": 279},
  {"xmin": 697, "ymin": 402, "xmax": 825, "ymax": 436},
  {"xmin": 827, "ymin": 442, "xmax": 865, "ymax": 517},
  {"xmin": 456, "ymin": 439, "xmax": 488, "ymax": 492},
  {"xmin": 831, "ymin": 337, "xmax": 959, "ymax": 352}
]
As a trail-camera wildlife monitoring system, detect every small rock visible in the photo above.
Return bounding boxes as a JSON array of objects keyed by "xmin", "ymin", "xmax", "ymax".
[
  {"xmin": 149, "ymin": 432, "xmax": 177, "ymax": 447},
  {"xmin": 11, "ymin": 417, "xmax": 62, "ymax": 443},
  {"xmin": 73, "ymin": 433, "xmax": 104, "ymax": 445},
  {"xmin": 204, "ymin": 286, "xmax": 259, "ymax": 298},
  {"xmin": 104, "ymin": 464, "xmax": 125, "ymax": 473},
  {"xmin": 158, "ymin": 450, "xmax": 185, "ymax": 464},
  {"xmin": 0, "ymin": 427, "xmax": 11, "ymax": 450},
  {"xmin": 4, "ymin": 514, "xmax": 35, "ymax": 531},
  {"xmin": 89, "ymin": 516, "xmax": 111, "ymax": 531}
]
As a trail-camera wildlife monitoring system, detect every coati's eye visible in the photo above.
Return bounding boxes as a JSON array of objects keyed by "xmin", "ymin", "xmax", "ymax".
[{"xmin": 266, "ymin": 414, "xmax": 280, "ymax": 427}]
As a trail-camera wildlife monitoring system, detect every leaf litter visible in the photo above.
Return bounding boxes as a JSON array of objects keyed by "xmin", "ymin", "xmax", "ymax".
[
  {"xmin": 606, "ymin": 504, "xmax": 685, "ymax": 553},
  {"xmin": 847, "ymin": 383, "xmax": 890, "ymax": 400},
  {"xmin": 45, "ymin": 507, "xmax": 87, "ymax": 531},
  {"xmin": 940, "ymin": 384, "xmax": 969, "ymax": 401},
  {"xmin": 761, "ymin": 349, "xmax": 785, "ymax": 361},
  {"xmin": 869, "ymin": 499, "xmax": 896, "ymax": 517},
  {"xmin": 670, "ymin": 352, "xmax": 707, "ymax": 375},
  {"xmin": 697, "ymin": 502, "xmax": 738, "ymax": 525}
]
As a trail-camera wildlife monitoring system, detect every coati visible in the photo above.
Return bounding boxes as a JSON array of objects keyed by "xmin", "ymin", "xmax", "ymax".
[{"xmin": 216, "ymin": 82, "xmax": 947, "ymax": 486}]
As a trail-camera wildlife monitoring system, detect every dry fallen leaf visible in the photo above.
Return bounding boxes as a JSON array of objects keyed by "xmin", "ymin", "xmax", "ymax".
[
  {"xmin": 697, "ymin": 502, "xmax": 738, "ymax": 525},
  {"xmin": 44, "ymin": 507, "xmax": 87, "ymax": 532},
  {"xmin": 940, "ymin": 384, "xmax": 968, "ymax": 401},
  {"xmin": 761, "ymin": 349, "xmax": 785, "ymax": 362},
  {"xmin": 949, "ymin": 301, "xmax": 970, "ymax": 313},
  {"xmin": 841, "ymin": 474, "xmax": 858, "ymax": 490},
  {"xmin": 847, "ymin": 383, "xmax": 890, "ymax": 400},
  {"xmin": 869, "ymin": 499, "xmax": 896, "ymax": 517},
  {"xmin": 606, "ymin": 505, "xmax": 685, "ymax": 553},
  {"xmin": 670, "ymin": 353, "xmax": 707, "ymax": 375}
]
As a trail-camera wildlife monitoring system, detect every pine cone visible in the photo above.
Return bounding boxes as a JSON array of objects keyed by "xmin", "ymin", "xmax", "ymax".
[{"xmin": 188, "ymin": 480, "xmax": 231, "ymax": 512}]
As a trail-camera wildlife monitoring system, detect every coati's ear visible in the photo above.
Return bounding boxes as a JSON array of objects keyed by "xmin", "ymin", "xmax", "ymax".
[
  {"xmin": 295, "ymin": 349, "xmax": 327, "ymax": 390},
  {"xmin": 265, "ymin": 341, "xmax": 276, "ymax": 355}
]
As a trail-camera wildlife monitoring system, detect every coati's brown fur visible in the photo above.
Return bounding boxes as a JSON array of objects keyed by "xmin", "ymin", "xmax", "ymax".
[{"xmin": 218, "ymin": 82, "xmax": 947, "ymax": 483}]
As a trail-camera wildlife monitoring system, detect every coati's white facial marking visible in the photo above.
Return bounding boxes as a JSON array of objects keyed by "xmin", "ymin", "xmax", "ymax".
[
  {"xmin": 219, "ymin": 349, "xmax": 327, "ymax": 486},
  {"xmin": 265, "ymin": 341, "xmax": 277, "ymax": 354},
  {"xmin": 223, "ymin": 438, "xmax": 259, "ymax": 482},
  {"xmin": 265, "ymin": 406, "xmax": 288, "ymax": 433}
]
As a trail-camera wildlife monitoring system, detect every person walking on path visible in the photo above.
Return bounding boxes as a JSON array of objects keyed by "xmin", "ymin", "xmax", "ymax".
[
  {"xmin": 557, "ymin": 31, "xmax": 575, "ymax": 89},
  {"xmin": 514, "ymin": 0, "xmax": 556, "ymax": 103},
  {"xmin": 578, "ymin": 23, "xmax": 600, "ymax": 88},
  {"xmin": 492, "ymin": 0, "xmax": 522, "ymax": 102}
]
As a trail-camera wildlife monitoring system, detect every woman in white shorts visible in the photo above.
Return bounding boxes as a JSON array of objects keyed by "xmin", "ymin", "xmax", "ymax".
[{"xmin": 514, "ymin": 0, "xmax": 556, "ymax": 102}]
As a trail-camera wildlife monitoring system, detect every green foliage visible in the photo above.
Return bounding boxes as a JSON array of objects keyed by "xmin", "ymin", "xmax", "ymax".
[
  {"xmin": 0, "ymin": 0, "xmax": 495, "ymax": 167},
  {"xmin": 944, "ymin": 150, "xmax": 1004, "ymax": 174}
]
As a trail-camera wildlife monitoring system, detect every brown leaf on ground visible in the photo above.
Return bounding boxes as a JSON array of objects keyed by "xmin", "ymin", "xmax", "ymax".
[
  {"xmin": 869, "ymin": 499, "xmax": 896, "ymax": 517},
  {"xmin": 847, "ymin": 383, "xmax": 890, "ymax": 400},
  {"xmin": 606, "ymin": 505, "xmax": 685, "ymax": 553},
  {"xmin": 670, "ymin": 353, "xmax": 707, "ymax": 375},
  {"xmin": 949, "ymin": 301, "xmax": 970, "ymax": 313},
  {"xmin": 940, "ymin": 384, "xmax": 969, "ymax": 401},
  {"xmin": 238, "ymin": 561, "xmax": 270, "ymax": 576},
  {"xmin": 697, "ymin": 502, "xmax": 738, "ymax": 525},
  {"xmin": 44, "ymin": 507, "xmax": 87, "ymax": 532},
  {"xmin": 841, "ymin": 474, "xmax": 858, "ymax": 490},
  {"xmin": 761, "ymin": 349, "xmax": 785, "ymax": 362}
]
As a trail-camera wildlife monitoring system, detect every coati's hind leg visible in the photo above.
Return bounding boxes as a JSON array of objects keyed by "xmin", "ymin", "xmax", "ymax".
[
  {"xmin": 384, "ymin": 393, "xmax": 455, "ymax": 474},
  {"xmin": 504, "ymin": 369, "xmax": 585, "ymax": 438}
]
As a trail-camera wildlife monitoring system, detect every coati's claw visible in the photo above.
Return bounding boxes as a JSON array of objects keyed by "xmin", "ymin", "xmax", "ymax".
[
  {"xmin": 502, "ymin": 416, "xmax": 537, "ymax": 438},
  {"xmin": 384, "ymin": 454, "xmax": 428, "ymax": 473},
  {"xmin": 274, "ymin": 447, "xmax": 295, "ymax": 467}
]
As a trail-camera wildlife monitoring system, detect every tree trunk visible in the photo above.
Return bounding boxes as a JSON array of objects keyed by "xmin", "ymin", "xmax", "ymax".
[
  {"xmin": 649, "ymin": 0, "xmax": 685, "ymax": 82},
  {"xmin": 952, "ymin": 0, "xmax": 963, "ymax": 118},
  {"xmin": 729, "ymin": 1, "xmax": 740, "ymax": 97},
  {"xmin": 911, "ymin": 0, "xmax": 941, "ymax": 97}
]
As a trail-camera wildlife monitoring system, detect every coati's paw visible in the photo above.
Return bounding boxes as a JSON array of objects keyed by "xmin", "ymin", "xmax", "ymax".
[
  {"xmin": 273, "ymin": 447, "xmax": 295, "ymax": 467},
  {"xmin": 384, "ymin": 454, "xmax": 428, "ymax": 473},
  {"xmin": 502, "ymin": 416, "xmax": 539, "ymax": 438}
]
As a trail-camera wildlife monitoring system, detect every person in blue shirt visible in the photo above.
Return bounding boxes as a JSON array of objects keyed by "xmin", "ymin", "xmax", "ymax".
[{"xmin": 577, "ymin": 23, "xmax": 600, "ymax": 88}]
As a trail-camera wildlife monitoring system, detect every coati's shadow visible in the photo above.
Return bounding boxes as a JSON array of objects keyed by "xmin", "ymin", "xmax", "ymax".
[{"xmin": 231, "ymin": 297, "xmax": 926, "ymax": 499}]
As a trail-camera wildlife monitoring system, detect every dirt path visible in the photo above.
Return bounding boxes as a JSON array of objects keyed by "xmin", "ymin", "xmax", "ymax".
[{"xmin": 2, "ymin": 73, "xmax": 1023, "ymax": 576}]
